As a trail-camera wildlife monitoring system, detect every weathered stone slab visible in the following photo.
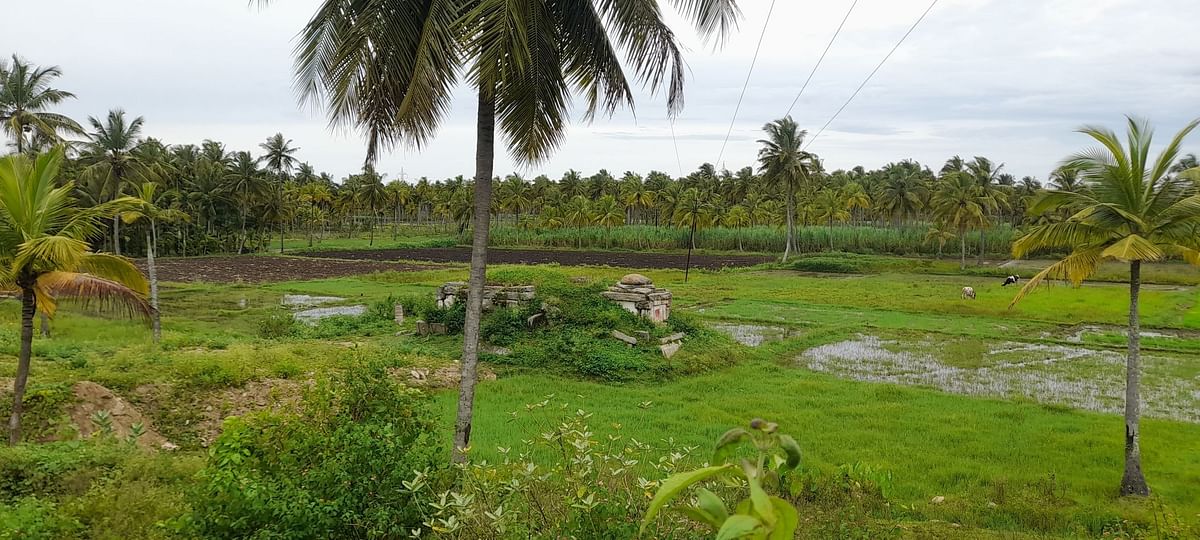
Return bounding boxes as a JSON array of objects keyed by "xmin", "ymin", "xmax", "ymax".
[
  {"xmin": 527, "ymin": 312, "xmax": 545, "ymax": 327},
  {"xmin": 394, "ymin": 304, "xmax": 405, "ymax": 325},
  {"xmin": 611, "ymin": 330, "xmax": 638, "ymax": 346},
  {"xmin": 659, "ymin": 342, "xmax": 681, "ymax": 358},
  {"xmin": 635, "ymin": 330, "xmax": 651, "ymax": 341},
  {"xmin": 601, "ymin": 291, "xmax": 647, "ymax": 303},
  {"xmin": 416, "ymin": 320, "xmax": 429, "ymax": 335},
  {"xmin": 429, "ymin": 323, "xmax": 448, "ymax": 335},
  {"xmin": 660, "ymin": 332, "xmax": 685, "ymax": 344}
]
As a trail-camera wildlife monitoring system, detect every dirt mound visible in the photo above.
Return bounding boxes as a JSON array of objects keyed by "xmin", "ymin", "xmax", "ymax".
[
  {"xmin": 303, "ymin": 247, "xmax": 772, "ymax": 270},
  {"xmin": 69, "ymin": 381, "xmax": 172, "ymax": 450},
  {"xmin": 194, "ymin": 378, "xmax": 308, "ymax": 447}
]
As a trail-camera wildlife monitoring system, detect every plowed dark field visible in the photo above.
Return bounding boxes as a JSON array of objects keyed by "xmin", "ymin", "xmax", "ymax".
[
  {"xmin": 302, "ymin": 247, "xmax": 772, "ymax": 269},
  {"xmin": 143, "ymin": 256, "xmax": 430, "ymax": 283}
]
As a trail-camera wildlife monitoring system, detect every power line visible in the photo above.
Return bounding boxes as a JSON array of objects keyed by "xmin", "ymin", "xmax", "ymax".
[
  {"xmin": 784, "ymin": 0, "xmax": 859, "ymax": 118},
  {"xmin": 805, "ymin": 0, "xmax": 939, "ymax": 150},
  {"xmin": 669, "ymin": 118, "xmax": 683, "ymax": 177},
  {"xmin": 715, "ymin": 0, "xmax": 777, "ymax": 168}
]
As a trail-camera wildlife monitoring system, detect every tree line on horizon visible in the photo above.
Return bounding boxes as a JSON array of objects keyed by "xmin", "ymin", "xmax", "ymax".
[{"xmin": 9, "ymin": 54, "xmax": 1198, "ymax": 268}]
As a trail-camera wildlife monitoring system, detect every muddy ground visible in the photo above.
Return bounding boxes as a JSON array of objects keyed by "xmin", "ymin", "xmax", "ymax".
[
  {"xmin": 142, "ymin": 256, "xmax": 430, "ymax": 283},
  {"xmin": 302, "ymin": 247, "xmax": 773, "ymax": 269}
]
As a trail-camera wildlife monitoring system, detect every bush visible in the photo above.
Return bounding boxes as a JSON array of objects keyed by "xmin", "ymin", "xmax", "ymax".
[
  {"xmin": 255, "ymin": 311, "xmax": 295, "ymax": 339},
  {"xmin": 186, "ymin": 359, "xmax": 443, "ymax": 539},
  {"xmin": 0, "ymin": 498, "xmax": 83, "ymax": 539},
  {"xmin": 790, "ymin": 256, "xmax": 865, "ymax": 274}
]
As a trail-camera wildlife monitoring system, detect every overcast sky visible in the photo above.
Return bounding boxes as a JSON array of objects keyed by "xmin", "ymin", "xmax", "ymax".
[{"xmin": 9, "ymin": 0, "xmax": 1200, "ymax": 182}]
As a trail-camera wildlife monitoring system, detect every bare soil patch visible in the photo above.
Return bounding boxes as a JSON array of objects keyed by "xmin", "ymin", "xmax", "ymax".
[
  {"xmin": 142, "ymin": 255, "xmax": 431, "ymax": 283},
  {"xmin": 66, "ymin": 381, "xmax": 171, "ymax": 450},
  {"xmin": 303, "ymin": 247, "xmax": 772, "ymax": 269}
]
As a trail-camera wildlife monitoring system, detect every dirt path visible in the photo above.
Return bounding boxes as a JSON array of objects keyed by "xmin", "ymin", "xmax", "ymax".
[
  {"xmin": 143, "ymin": 256, "xmax": 431, "ymax": 283},
  {"xmin": 302, "ymin": 247, "xmax": 773, "ymax": 269}
]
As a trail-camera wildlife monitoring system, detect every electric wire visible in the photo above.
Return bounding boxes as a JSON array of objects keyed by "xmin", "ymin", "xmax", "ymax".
[{"xmin": 805, "ymin": 0, "xmax": 939, "ymax": 150}]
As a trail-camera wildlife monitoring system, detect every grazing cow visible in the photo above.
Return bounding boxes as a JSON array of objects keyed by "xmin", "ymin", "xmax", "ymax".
[
  {"xmin": 1002, "ymin": 275, "xmax": 1020, "ymax": 287},
  {"xmin": 961, "ymin": 286, "xmax": 976, "ymax": 300}
]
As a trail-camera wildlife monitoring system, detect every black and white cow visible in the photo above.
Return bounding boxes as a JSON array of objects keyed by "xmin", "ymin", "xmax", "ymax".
[{"xmin": 1002, "ymin": 275, "xmax": 1020, "ymax": 287}]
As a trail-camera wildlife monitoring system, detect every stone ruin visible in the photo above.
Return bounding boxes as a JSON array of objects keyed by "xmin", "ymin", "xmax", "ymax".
[
  {"xmin": 436, "ymin": 282, "xmax": 536, "ymax": 311},
  {"xmin": 601, "ymin": 273, "xmax": 671, "ymax": 324}
]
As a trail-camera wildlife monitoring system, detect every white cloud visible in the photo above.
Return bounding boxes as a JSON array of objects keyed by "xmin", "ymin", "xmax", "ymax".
[{"xmin": 9, "ymin": 0, "xmax": 1200, "ymax": 182}]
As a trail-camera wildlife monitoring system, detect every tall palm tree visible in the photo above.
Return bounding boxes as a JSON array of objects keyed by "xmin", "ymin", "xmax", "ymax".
[
  {"xmin": 721, "ymin": 204, "xmax": 750, "ymax": 250},
  {"xmin": 930, "ymin": 172, "xmax": 989, "ymax": 269},
  {"xmin": 592, "ymin": 194, "xmax": 624, "ymax": 248},
  {"xmin": 1010, "ymin": 117, "xmax": 1200, "ymax": 496},
  {"xmin": 223, "ymin": 151, "xmax": 267, "ymax": 254},
  {"xmin": 259, "ymin": 133, "xmax": 299, "ymax": 253},
  {"xmin": 757, "ymin": 116, "xmax": 814, "ymax": 262},
  {"xmin": 966, "ymin": 157, "xmax": 1009, "ymax": 263},
  {"xmin": 124, "ymin": 182, "xmax": 188, "ymax": 342},
  {"xmin": 0, "ymin": 148, "xmax": 152, "ymax": 444},
  {"xmin": 270, "ymin": 0, "xmax": 741, "ymax": 462},
  {"xmin": 0, "ymin": 56, "xmax": 84, "ymax": 153},
  {"xmin": 813, "ymin": 187, "xmax": 850, "ymax": 250},
  {"xmin": 354, "ymin": 166, "xmax": 387, "ymax": 246},
  {"xmin": 81, "ymin": 109, "xmax": 146, "ymax": 256}
]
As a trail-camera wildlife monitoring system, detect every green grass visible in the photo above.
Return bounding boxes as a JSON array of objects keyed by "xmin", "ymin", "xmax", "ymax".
[
  {"xmin": 1, "ymin": 253, "xmax": 1199, "ymax": 537},
  {"xmin": 434, "ymin": 359, "xmax": 1200, "ymax": 536}
]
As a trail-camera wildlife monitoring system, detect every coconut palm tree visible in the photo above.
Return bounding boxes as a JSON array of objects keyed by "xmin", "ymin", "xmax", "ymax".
[
  {"xmin": 930, "ymin": 172, "xmax": 989, "ymax": 269},
  {"xmin": 269, "ymin": 0, "xmax": 741, "ymax": 462},
  {"xmin": 259, "ymin": 133, "xmax": 299, "ymax": 253},
  {"xmin": 721, "ymin": 204, "xmax": 750, "ymax": 250},
  {"xmin": 0, "ymin": 56, "xmax": 84, "ymax": 153},
  {"xmin": 353, "ymin": 166, "xmax": 387, "ymax": 246},
  {"xmin": 223, "ymin": 151, "xmax": 267, "ymax": 254},
  {"xmin": 80, "ymin": 109, "xmax": 146, "ymax": 256},
  {"xmin": 1010, "ymin": 117, "xmax": 1200, "ymax": 496},
  {"xmin": 757, "ymin": 116, "xmax": 814, "ymax": 262},
  {"xmin": 0, "ymin": 148, "xmax": 151, "ymax": 444},
  {"xmin": 592, "ymin": 194, "xmax": 624, "ymax": 248},
  {"xmin": 966, "ymin": 157, "xmax": 1009, "ymax": 263},
  {"xmin": 123, "ymin": 182, "xmax": 188, "ymax": 342}
]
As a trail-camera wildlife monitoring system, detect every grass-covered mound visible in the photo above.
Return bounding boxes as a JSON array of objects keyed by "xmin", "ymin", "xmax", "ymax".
[{"xmin": 401, "ymin": 267, "xmax": 742, "ymax": 382}]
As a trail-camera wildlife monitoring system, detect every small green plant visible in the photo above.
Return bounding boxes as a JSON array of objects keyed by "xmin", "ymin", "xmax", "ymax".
[{"xmin": 640, "ymin": 418, "xmax": 802, "ymax": 539}]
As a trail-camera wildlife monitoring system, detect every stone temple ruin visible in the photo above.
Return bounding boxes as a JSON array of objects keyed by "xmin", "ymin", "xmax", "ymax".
[
  {"xmin": 436, "ymin": 282, "xmax": 536, "ymax": 311},
  {"xmin": 601, "ymin": 273, "xmax": 672, "ymax": 324}
]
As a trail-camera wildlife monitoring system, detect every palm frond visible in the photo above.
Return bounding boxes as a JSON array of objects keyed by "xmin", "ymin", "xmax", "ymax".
[
  {"xmin": 1008, "ymin": 247, "xmax": 1104, "ymax": 308},
  {"xmin": 34, "ymin": 271, "xmax": 152, "ymax": 321},
  {"xmin": 77, "ymin": 253, "xmax": 148, "ymax": 294},
  {"xmin": 1011, "ymin": 221, "xmax": 1109, "ymax": 258},
  {"xmin": 1098, "ymin": 234, "xmax": 1164, "ymax": 262}
]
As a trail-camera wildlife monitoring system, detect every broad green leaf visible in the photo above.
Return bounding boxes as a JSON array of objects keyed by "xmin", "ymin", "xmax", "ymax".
[
  {"xmin": 672, "ymin": 506, "xmax": 722, "ymax": 530},
  {"xmin": 716, "ymin": 514, "xmax": 763, "ymax": 540},
  {"xmin": 639, "ymin": 464, "xmax": 732, "ymax": 534},
  {"xmin": 778, "ymin": 435, "xmax": 802, "ymax": 471},
  {"xmin": 766, "ymin": 496, "xmax": 799, "ymax": 540},
  {"xmin": 743, "ymin": 461, "xmax": 776, "ymax": 526},
  {"xmin": 696, "ymin": 487, "xmax": 729, "ymax": 525}
]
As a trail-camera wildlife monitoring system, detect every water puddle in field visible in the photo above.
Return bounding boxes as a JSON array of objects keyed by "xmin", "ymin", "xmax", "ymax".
[
  {"xmin": 282, "ymin": 294, "xmax": 346, "ymax": 307},
  {"xmin": 800, "ymin": 335, "xmax": 1199, "ymax": 423},
  {"xmin": 709, "ymin": 323, "xmax": 796, "ymax": 347},
  {"xmin": 293, "ymin": 305, "xmax": 366, "ymax": 324}
]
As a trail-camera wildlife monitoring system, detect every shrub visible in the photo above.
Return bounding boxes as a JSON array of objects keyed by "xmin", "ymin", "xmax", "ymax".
[
  {"xmin": 790, "ymin": 255, "xmax": 865, "ymax": 274},
  {"xmin": 186, "ymin": 359, "xmax": 442, "ymax": 539},
  {"xmin": 0, "ymin": 498, "xmax": 83, "ymax": 539},
  {"xmin": 255, "ymin": 311, "xmax": 295, "ymax": 339}
]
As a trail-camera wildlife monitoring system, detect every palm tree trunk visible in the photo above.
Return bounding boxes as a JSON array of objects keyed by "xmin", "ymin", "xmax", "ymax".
[
  {"xmin": 1121, "ymin": 260, "xmax": 1149, "ymax": 496},
  {"xmin": 959, "ymin": 231, "xmax": 967, "ymax": 270},
  {"xmin": 453, "ymin": 89, "xmax": 495, "ymax": 464},
  {"xmin": 8, "ymin": 285, "xmax": 36, "ymax": 445},
  {"xmin": 976, "ymin": 229, "xmax": 984, "ymax": 265},
  {"xmin": 113, "ymin": 216, "xmax": 121, "ymax": 256},
  {"xmin": 783, "ymin": 190, "xmax": 794, "ymax": 262},
  {"xmin": 39, "ymin": 312, "xmax": 50, "ymax": 338},
  {"xmin": 147, "ymin": 222, "xmax": 161, "ymax": 343}
]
